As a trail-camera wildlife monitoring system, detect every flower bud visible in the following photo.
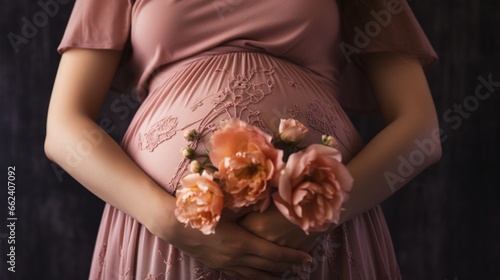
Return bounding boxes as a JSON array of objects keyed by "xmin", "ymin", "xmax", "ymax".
[
  {"xmin": 180, "ymin": 147, "xmax": 195, "ymax": 159},
  {"xmin": 183, "ymin": 129, "xmax": 198, "ymax": 141},
  {"xmin": 189, "ymin": 160, "xmax": 202, "ymax": 173},
  {"xmin": 279, "ymin": 118, "xmax": 308, "ymax": 144},
  {"xmin": 322, "ymin": 134, "xmax": 338, "ymax": 148}
]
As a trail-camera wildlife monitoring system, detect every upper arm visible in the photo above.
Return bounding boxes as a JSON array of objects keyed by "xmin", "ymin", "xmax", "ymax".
[
  {"xmin": 361, "ymin": 53, "xmax": 438, "ymax": 126},
  {"xmin": 47, "ymin": 48, "xmax": 124, "ymax": 123}
]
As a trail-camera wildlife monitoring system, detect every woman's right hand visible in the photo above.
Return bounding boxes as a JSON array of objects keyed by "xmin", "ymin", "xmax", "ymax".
[{"xmin": 148, "ymin": 195, "xmax": 312, "ymax": 280}]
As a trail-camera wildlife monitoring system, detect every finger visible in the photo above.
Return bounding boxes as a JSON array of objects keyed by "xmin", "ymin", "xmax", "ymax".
[
  {"xmin": 231, "ymin": 240, "xmax": 312, "ymax": 275},
  {"xmin": 233, "ymin": 254, "xmax": 293, "ymax": 273},
  {"xmin": 247, "ymin": 236, "xmax": 312, "ymax": 265}
]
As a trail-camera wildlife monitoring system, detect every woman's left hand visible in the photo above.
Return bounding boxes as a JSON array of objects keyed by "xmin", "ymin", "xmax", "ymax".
[{"xmin": 239, "ymin": 204, "xmax": 326, "ymax": 252}]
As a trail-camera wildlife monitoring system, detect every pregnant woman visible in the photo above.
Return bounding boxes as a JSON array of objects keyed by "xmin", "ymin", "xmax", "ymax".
[{"xmin": 45, "ymin": 0, "xmax": 441, "ymax": 279}]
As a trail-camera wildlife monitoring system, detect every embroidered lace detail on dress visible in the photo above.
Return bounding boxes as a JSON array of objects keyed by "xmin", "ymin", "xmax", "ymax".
[
  {"xmin": 306, "ymin": 100, "xmax": 358, "ymax": 155},
  {"xmin": 163, "ymin": 249, "xmax": 184, "ymax": 278},
  {"xmin": 342, "ymin": 223, "xmax": 364, "ymax": 279},
  {"xmin": 95, "ymin": 243, "xmax": 107, "ymax": 280},
  {"xmin": 144, "ymin": 273, "xmax": 165, "ymax": 280},
  {"xmin": 321, "ymin": 229, "xmax": 343, "ymax": 280},
  {"xmin": 135, "ymin": 249, "xmax": 185, "ymax": 280},
  {"xmin": 193, "ymin": 268, "xmax": 229, "ymax": 280},
  {"xmin": 138, "ymin": 116, "xmax": 179, "ymax": 152},
  {"xmin": 287, "ymin": 104, "xmax": 303, "ymax": 119}
]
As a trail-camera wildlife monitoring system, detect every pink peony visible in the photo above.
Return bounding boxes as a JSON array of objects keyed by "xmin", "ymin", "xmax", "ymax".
[
  {"xmin": 209, "ymin": 119, "xmax": 284, "ymax": 212},
  {"xmin": 273, "ymin": 144, "xmax": 353, "ymax": 234},
  {"xmin": 175, "ymin": 172, "xmax": 224, "ymax": 235},
  {"xmin": 279, "ymin": 118, "xmax": 308, "ymax": 144}
]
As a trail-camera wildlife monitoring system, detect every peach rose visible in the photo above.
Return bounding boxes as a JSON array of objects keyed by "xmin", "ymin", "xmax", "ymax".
[
  {"xmin": 279, "ymin": 118, "xmax": 308, "ymax": 144},
  {"xmin": 273, "ymin": 144, "xmax": 353, "ymax": 234},
  {"xmin": 209, "ymin": 119, "xmax": 284, "ymax": 211},
  {"xmin": 175, "ymin": 172, "xmax": 224, "ymax": 235},
  {"xmin": 217, "ymin": 143, "xmax": 274, "ymax": 211}
]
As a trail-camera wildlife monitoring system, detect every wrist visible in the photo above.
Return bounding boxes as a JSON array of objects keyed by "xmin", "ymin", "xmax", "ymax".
[{"xmin": 141, "ymin": 182, "xmax": 179, "ymax": 242}]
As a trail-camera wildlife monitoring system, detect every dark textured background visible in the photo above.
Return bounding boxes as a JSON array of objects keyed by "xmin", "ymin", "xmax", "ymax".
[{"xmin": 1, "ymin": 1, "xmax": 499, "ymax": 279}]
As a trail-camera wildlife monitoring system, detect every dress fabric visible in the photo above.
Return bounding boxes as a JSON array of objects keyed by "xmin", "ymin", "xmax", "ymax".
[{"xmin": 58, "ymin": 0, "xmax": 437, "ymax": 279}]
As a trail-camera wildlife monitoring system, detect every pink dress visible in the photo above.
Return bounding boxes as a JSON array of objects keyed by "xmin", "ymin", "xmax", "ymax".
[{"xmin": 58, "ymin": 0, "xmax": 437, "ymax": 279}]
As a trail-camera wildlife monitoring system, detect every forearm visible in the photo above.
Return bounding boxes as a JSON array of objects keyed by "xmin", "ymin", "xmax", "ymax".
[
  {"xmin": 44, "ymin": 116, "xmax": 176, "ymax": 232},
  {"xmin": 336, "ymin": 53, "xmax": 442, "ymax": 224},
  {"xmin": 340, "ymin": 116, "xmax": 441, "ymax": 224}
]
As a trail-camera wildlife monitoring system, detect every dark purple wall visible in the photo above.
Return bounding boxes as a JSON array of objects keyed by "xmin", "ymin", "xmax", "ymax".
[{"xmin": 1, "ymin": 1, "xmax": 499, "ymax": 279}]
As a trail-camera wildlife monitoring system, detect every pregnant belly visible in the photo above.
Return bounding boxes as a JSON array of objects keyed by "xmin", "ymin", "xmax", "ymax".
[{"xmin": 121, "ymin": 51, "xmax": 364, "ymax": 194}]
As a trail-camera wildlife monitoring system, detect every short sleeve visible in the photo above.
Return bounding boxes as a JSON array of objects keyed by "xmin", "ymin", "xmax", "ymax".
[
  {"xmin": 337, "ymin": 0, "xmax": 438, "ymax": 114},
  {"xmin": 57, "ymin": 0, "xmax": 133, "ymax": 53}
]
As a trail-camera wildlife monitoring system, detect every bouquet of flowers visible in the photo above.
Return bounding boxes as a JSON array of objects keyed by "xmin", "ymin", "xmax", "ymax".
[{"xmin": 174, "ymin": 118, "xmax": 353, "ymax": 235}]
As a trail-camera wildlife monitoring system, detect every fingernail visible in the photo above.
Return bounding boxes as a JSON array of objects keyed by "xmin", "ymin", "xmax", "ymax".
[{"xmin": 300, "ymin": 258, "xmax": 312, "ymax": 273}]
